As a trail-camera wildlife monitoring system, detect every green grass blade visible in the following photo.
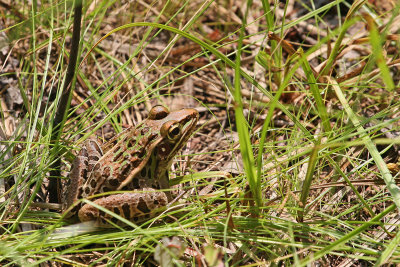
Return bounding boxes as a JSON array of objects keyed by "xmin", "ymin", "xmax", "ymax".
[
  {"xmin": 363, "ymin": 13, "xmax": 395, "ymax": 91},
  {"xmin": 374, "ymin": 225, "xmax": 400, "ymax": 266},
  {"xmin": 300, "ymin": 49, "xmax": 332, "ymax": 133},
  {"xmin": 300, "ymin": 204, "xmax": 396, "ymax": 266},
  {"xmin": 297, "ymin": 142, "xmax": 319, "ymax": 222},
  {"xmin": 329, "ymin": 77, "xmax": 400, "ymax": 209},
  {"xmin": 233, "ymin": 2, "xmax": 261, "ymax": 209}
]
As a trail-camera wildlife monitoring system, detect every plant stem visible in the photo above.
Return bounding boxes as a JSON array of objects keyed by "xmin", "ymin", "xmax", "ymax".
[{"xmin": 48, "ymin": 0, "xmax": 82, "ymax": 204}]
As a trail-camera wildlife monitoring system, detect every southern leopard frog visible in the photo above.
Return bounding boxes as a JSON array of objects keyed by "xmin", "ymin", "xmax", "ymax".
[{"xmin": 63, "ymin": 105, "xmax": 198, "ymax": 226}]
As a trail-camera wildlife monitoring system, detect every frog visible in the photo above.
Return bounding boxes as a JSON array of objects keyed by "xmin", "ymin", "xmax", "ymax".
[{"xmin": 63, "ymin": 105, "xmax": 199, "ymax": 226}]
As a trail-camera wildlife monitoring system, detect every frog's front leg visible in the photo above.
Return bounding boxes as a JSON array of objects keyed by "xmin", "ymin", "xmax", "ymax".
[{"xmin": 78, "ymin": 189, "xmax": 169, "ymax": 226}]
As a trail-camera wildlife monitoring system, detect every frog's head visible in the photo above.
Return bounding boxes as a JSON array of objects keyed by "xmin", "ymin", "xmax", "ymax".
[{"xmin": 146, "ymin": 105, "xmax": 199, "ymax": 163}]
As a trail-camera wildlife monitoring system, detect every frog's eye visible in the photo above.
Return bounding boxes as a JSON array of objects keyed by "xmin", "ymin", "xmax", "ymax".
[
  {"xmin": 161, "ymin": 120, "xmax": 182, "ymax": 141},
  {"xmin": 168, "ymin": 123, "xmax": 182, "ymax": 141},
  {"xmin": 148, "ymin": 105, "xmax": 169, "ymax": 120}
]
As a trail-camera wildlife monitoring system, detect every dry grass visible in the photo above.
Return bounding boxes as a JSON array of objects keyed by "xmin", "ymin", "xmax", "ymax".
[{"xmin": 1, "ymin": 0, "xmax": 400, "ymax": 265}]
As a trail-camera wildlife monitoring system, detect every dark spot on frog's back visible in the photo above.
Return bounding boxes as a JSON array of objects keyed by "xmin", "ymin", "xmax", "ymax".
[
  {"xmin": 84, "ymin": 186, "xmax": 90, "ymax": 195},
  {"xmin": 90, "ymin": 179, "xmax": 96, "ymax": 189},
  {"xmin": 110, "ymin": 217, "xmax": 120, "ymax": 224},
  {"xmin": 120, "ymin": 163, "xmax": 132, "ymax": 178},
  {"xmin": 109, "ymin": 178, "xmax": 119, "ymax": 187},
  {"xmin": 141, "ymin": 127, "xmax": 150, "ymax": 136},
  {"xmin": 102, "ymin": 186, "xmax": 111, "ymax": 192},
  {"xmin": 137, "ymin": 197, "xmax": 151, "ymax": 214},
  {"xmin": 82, "ymin": 168, "xmax": 88, "ymax": 180},
  {"xmin": 88, "ymin": 151, "xmax": 100, "ymax": 161},
  {"xmin": 122, "ymin": 203, "xmax": 130, "ymax": 219},
  {"xmin": 113, "ymin": 207, "xmax": 120, "ymax": 215}
]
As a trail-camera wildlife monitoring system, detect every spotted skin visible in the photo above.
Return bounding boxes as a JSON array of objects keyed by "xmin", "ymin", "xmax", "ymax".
[{"xmin": 63, "ymin": 106, "xmax": 198, "ymax": 227}]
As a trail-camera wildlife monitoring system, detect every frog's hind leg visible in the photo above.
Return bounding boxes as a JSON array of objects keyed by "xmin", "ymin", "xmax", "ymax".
[{"xmin": 78, "ymin": 188, "xmax": 168, "ymax": 226}]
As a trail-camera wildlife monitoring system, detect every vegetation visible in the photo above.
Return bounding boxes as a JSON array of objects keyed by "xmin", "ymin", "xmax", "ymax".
[{"xmin": 1, "ymin": 0, "xmax": 400, "ymax": 265}]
